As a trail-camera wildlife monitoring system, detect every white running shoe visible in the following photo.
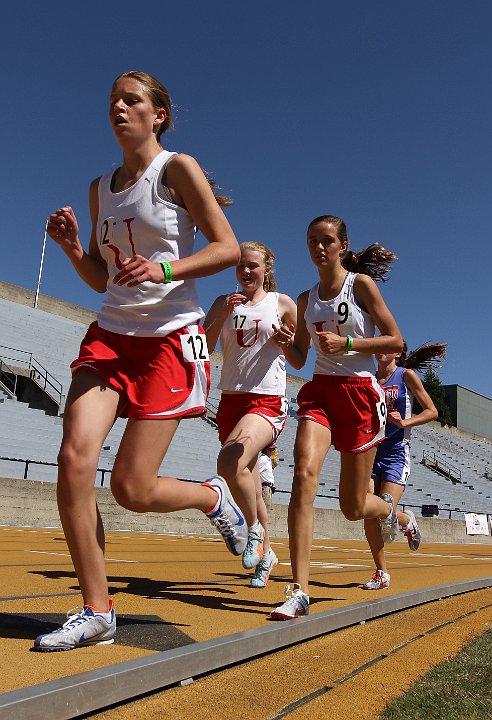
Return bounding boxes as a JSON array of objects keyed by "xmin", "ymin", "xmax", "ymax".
[
  {"xmin": 33, "ymin": 602, "xmax": 116, "ymax": 651},
  {"xmin": 402, "ymin": 510, "xmax": 421, "ymax": 551},
  {"xmin": 270, "ymin": 584, "xmax": 309, "ymax": 619},
  {"xmin": 204, "ymin": 476, "xmax": 247, "ymax": 556},
  {"xmin": 380, "ymin": 493, "xmax": 398, "ymax": 543},
  {"xmin": 250, "ymin": 548, "xmax": 278, "ymax": 588},
  {"xmin": 362, "ymin": 570, "xmax": 390, "ymax": 590},
  {"xmin": 242, "ymin": 522, "xmax": 265, "ymax": 569}
]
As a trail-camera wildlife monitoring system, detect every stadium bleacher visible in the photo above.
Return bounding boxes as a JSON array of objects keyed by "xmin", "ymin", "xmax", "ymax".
[{"xmin": 1, "ymin": 291, "xmax": 491, "ymax": 519}]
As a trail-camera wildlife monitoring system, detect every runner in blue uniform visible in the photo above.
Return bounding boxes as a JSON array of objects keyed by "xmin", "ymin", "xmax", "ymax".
[{"xmin": 362, "ymin": 341, "xmax": 446, "ymax": 589}]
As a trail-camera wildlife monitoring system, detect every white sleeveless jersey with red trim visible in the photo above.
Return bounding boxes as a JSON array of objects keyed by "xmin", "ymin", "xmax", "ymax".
[
  {"xmin": 96, "ymin": 149, "xmax": 204, "ymax": 336},
  {"xmin": 218, "ymin": 292, "xmax": 286, "ymax": 395},
  {"xmin": 305, "ymin": 272, "xmax": 376, "ymax": 377}
]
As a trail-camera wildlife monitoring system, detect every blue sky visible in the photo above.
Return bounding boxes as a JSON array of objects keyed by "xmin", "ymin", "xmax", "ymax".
[{"xmin": 1, "ymin": 2, "xmax": 491, "ymax": 397}]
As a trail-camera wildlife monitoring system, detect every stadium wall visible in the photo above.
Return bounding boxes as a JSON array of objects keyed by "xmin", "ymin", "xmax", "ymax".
[
  {"xmin": 0, "ymin": 280, "xmax": 97, "ymax": 325},
  {"xmin": 444, "ymin": 384, "xmax": 492, "ymax": 441},
  {"xmin": 1, "ymin": 476, "xmax": 490, "ymax": 545}
]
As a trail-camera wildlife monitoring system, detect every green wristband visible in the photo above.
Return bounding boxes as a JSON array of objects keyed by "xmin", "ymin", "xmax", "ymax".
[
  {"xmin": 345, "ymin": 335, "xmax": 353, "ymax": 352},
  {"xmin": 161, "ymin": 261, "xmax": 173, "ymax": 284}
]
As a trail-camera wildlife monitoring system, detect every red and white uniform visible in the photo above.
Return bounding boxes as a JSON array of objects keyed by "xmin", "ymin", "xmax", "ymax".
[
  {"xmin": 71, "ymin": 150, "xmax": 210, "ymax": 420},
  {"xmin": 218, "ymin": 292, "xmax": 286, "ymax": 395},
  {"xmin": 297, "ymin": 273, "xmax": 385, "ymax": 453},
  {"xmin": 304, "ymin": 273, "xmax": 376, "ymax": 377},
  {"xmin": 97, "ymin": 149, "xmax": 204, "ymax": 336},
  {"xmin": 216, "ymin": 292, "xmax": 287, "ymax": 443}
]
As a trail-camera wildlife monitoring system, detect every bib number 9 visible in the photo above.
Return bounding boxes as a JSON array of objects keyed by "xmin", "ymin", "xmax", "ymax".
[{"xmin": 377, "ymin": 400, "xmax": 387, "ymax": 428}]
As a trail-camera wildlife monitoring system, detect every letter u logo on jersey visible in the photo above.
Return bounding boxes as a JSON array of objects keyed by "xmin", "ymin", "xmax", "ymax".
[
  {"xmin": 101, "ymin": 216, "xmax": 136, "ymax": 270},
  {"xmin": 236, "ymin": 320, "xmax": 260, "ymax": 348},
  {"xmin": 384, "ymin": 385, "xmax": 399, "ymax": 410}
]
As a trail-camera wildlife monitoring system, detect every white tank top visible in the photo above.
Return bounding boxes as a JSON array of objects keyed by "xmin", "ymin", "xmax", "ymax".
[
  {"xmin": 218, "ymin": 292, "xmax": 286, "ymax": 395},
  {"xmin": 305, "ymin": 272, "xmax": 376, "ymax": 377},
  {"xmin": 96, "ymin": 149, "xmax": 204, "ymax": 336}
]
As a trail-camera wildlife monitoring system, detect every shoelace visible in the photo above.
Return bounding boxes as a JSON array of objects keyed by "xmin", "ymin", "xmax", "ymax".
[
  {"xmin": 367, "ymin": 572, "xmax": 386, "ymax": 587},
  {"xmin": 383, "ymin": 511, "xmax": 395, "ymax": 527},
  {"xmin": 253, "ymin": 555, "xmax": 270, "ymax": 576},
  {"xmin": 245, "ymin": 529, "xmax": 262, "ymax": 552},
  {"xmin": 280, "ymin": 584, "xmax": 305, "ymax": 609},
  {"xmin": 59, "ymin": 607, "xmax": 90, "ymax": 631},
  {"xmin": 210, "ymin": 512, "xmax": 235, "ymax": 537},
  {"xmin": 282, "ymin": 590, "xmax": 297, "ymax": 609}
]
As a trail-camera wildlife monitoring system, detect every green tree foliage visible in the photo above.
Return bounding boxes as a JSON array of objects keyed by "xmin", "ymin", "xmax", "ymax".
[{"xmin": 415, "ymin": 368, "xmax": 453, "ymax": 426}]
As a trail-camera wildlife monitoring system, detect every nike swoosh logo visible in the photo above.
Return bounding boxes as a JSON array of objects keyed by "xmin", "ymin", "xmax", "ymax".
[
  {"xmin": 231, "ymin": 506, "xmax": 245, "ymax": 526},
  {"xmin": 170, "ymin": 388, "xmax": 184, "ymax": 393}
]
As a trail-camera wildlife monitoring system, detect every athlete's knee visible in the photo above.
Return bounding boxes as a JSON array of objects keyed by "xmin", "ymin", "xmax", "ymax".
[
  {"xmin": 217, "ymin": 441, "xmax": 247, "ymax": 478},
  {"xmin": 291, "ymin": 466, "xmax": 318, "ymax": 505},
  {"xmin": 110, "ymin": 469, "xmax": 150, "ymax": 512},
  {"xmin": 339, "ymin": 499, "xmax": 365, "ymax": 521},
  {"xmin": 111, "ymin": 481, "xmax": 145, "ymax": 512},
  {"xmin": 57, "ymin": 442, "xmax": 95, "ymax": 479}
]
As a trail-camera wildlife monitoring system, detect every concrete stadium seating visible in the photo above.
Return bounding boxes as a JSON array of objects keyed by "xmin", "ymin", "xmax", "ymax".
[{"xmin": 1, "ymin": 291, "xmax": 491, "ymax": 520}]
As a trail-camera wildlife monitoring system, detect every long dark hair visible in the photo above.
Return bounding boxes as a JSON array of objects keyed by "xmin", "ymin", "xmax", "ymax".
[
  {"xmin": 307, "ymin": 215, "xmax": 397, "ymax": 281},
  {"xmin": 398, "ymin": 341, "xmax": 447, "ymax": 371}
]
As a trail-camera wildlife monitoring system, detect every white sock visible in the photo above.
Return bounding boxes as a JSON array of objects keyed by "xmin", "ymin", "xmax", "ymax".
[
  {"xmin": 249, "ymin": 520, "xmax": 262, "ymax": 532},
  {"xmin": 205, "ymin": 488, "xmax": 221, "ymax": 516},
  {"xmin": 293, "ymin": 583, "xmax": 308, "ymax": 598},
  {"xmin": 87, "ymin": 606, "xmax": 113, "ymax": 621}
]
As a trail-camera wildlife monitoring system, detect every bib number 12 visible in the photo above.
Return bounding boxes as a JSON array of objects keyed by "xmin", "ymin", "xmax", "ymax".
[{"xmin": 181, "ymin": 333, "xmax": 210, "ymax": 362}]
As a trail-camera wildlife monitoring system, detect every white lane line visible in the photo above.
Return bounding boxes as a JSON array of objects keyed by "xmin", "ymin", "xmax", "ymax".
[
  {"xmin": 278, "ymin": 562, "xmax": 370, "ymax": 569},
  {"xmin": 314, "ymin": 546, "xmax": 492, "ymax": 561},
  {"xmin": 24, "ymin": 550, "xmax": 136, "ymax": 563},
  {"xmin": 310, "ymin": 562, "xmax": 370, "ymax": 568}
]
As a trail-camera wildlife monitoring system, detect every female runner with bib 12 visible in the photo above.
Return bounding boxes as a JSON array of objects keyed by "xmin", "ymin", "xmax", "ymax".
[{"xmin": 34, "ymin": 70, "xmax": 246, "ymax": 652}]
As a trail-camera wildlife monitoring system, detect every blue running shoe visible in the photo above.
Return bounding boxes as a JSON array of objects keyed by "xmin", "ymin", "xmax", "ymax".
[
  {"xmin": 33, "ymin": 602, "xmax": 116, "ymax": 652},
  {"xmin": 204, "ymin": 476, "xmax": 247, "ymax": 556},
  {"xmin": 242, "ymin": 522, "xmax": 264, "ymax": 569},
  {"xmin": 250, "ymin": 548, "xmax": 278, "ymax": 588},
  {"xmin": 380, "ymin": 492, "xmax": 398, "ymax": 543}
]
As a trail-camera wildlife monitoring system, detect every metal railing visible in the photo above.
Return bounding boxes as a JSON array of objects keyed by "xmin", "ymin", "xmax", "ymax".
[
  {"xmin": 0, "ymin": 455, "xmax": 483, "ymax": 520},
  {"xmin": 0, "ymin": 358, "xmax": 17, "ymax": 397},
  {"xmin": 0, "ymin": 345, "xmax": 63, "ymax": 406},
  {"xmin": 421, "ymin": 450, "xmax": 462, "ymax": 482},
  {"xmin": 0, "ymin": 456, "xmax": 110, "ymax": 487}
]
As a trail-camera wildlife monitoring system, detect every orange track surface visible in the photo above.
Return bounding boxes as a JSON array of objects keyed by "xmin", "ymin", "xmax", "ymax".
[{"xmin": 0, "ymin": 526, "xmax": 491, "ymax": 717}]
